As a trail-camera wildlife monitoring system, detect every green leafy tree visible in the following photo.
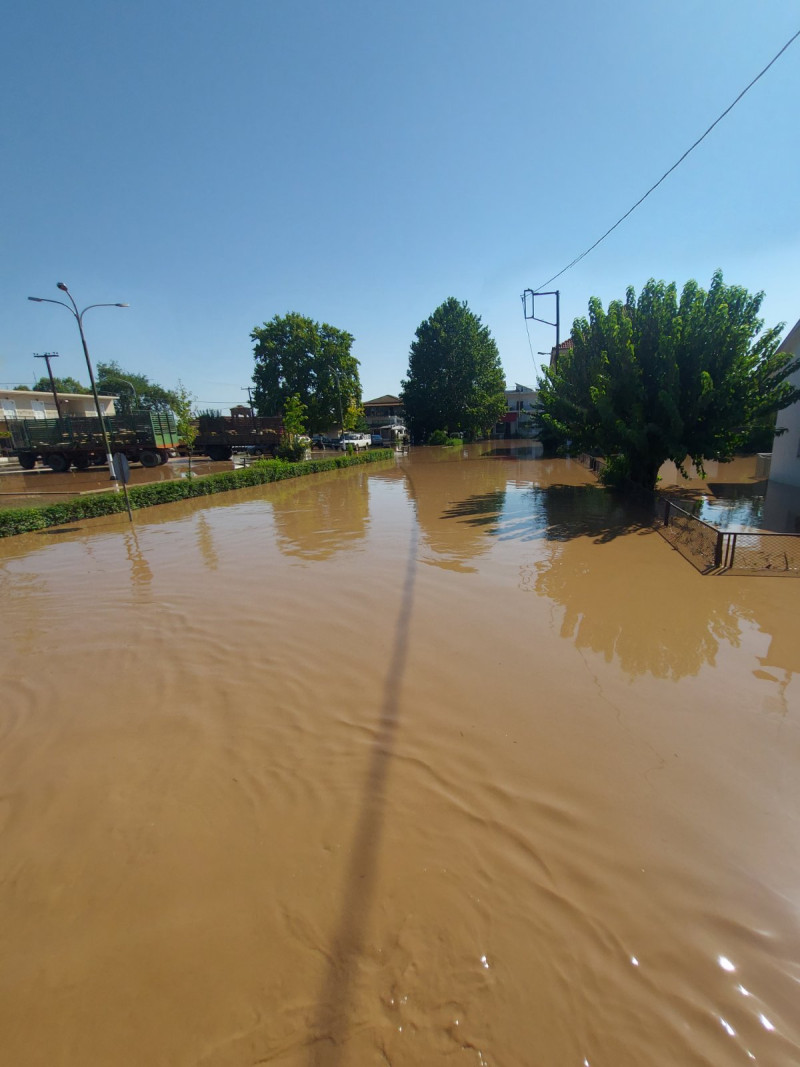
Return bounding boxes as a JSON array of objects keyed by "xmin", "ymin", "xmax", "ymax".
[
  {"xmin": 251, "ymin": 312, "xmax": 361, "ymax": 434},
  {"xmin": 96, "ymin": 361, "xmax": 177, "ymax": 414},
  {"xmin": 282, "ymin": 393, "xmax": 307, "ymax": 438},
  {"xmin": 537, "ymin": 271, "xmax": 800, "ymax": 490},
  {"xmin": 402, "ymin": 297, "xmax": 506, "ymax": 441},
  {"xmin": 172, "ymin": 381, "xmax": 198, "ymax": 473},
  {"xmin": 31, "ymin": 376, "xmax": 89, "ymax": 394}
]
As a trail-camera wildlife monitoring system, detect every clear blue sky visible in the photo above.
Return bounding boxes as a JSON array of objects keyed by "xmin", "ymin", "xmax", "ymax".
[{"xmin": 2, "ymin": 1, "xmax": 798, "ymax": 408}]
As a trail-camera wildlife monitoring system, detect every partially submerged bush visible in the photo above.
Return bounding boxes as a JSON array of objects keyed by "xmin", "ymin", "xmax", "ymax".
[{"xmin": 427, "ymin": 429, "xmax": 462, "ymax": 446}]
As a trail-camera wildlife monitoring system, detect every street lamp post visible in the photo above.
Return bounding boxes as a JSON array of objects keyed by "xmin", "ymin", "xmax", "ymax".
[
  {"xmin": 111, "ymin": 378, "xmax": 137, "ymax": 411},
  {"xmin": 33, "ymin": 351, "xmax": 63, "ymax": 417},
  {"xmin": 331, "ymin": 368, "xmax": 345, "ymax": 441},
  {"xmin": 28, "ymin": 283, "xmax": 129, "ymax": 482}
]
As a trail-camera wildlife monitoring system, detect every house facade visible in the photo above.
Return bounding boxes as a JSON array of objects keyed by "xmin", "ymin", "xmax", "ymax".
[
  {"xmin": 763, "ymin": 318, "xmax": 800, "ymax": 532},
  {"xmin": 767, "ymin": 318, "xmax": 800, "ymax": 488},
  {"xmin": 494, "ymin": 383, "xmax": 539, "ymax": 437},
  {"xmin": 363, "ymin": 394, "xmax": 405, "ymax": 429}
]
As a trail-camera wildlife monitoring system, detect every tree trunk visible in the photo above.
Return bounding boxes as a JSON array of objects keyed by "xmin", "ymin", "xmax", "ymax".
[{"xmin": 628, "ymin": 452, "xmax": 662, "ymax": 492}]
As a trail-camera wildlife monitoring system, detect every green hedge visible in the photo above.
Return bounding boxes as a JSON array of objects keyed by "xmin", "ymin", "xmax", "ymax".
[{"xmin": 0, "ymin": 450, "xmax": 395, "ymax": 538}]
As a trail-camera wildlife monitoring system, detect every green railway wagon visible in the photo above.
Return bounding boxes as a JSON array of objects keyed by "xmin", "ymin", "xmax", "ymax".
[{"xmin": 9, "ymin": 411, "xmax": 180, "ymax": 472}]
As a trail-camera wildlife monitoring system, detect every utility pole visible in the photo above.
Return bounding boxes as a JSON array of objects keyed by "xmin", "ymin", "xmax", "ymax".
[
  {"xmin": 522, "ymin": 290, "xmax": 560, "ymax": 368},
  {"xmin": 242, "ymin": 386, "xmax": 256, "ymax": 428},
  {"xmin": 33, "ymin": 352, "xmax": 63, "ymax": 417}
]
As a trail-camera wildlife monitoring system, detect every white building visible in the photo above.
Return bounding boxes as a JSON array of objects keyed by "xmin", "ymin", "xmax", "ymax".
[
  {"xmin": 495, "ymin": 383, "xmax": 539, "ymax": 437},
  {"xmin": 767, "ymin": 318, "xmax": 800, "ymax": 488},
  {"xmin": 0, "ymin": 388, "xmax": 117, "ymax": 423},
  {"xmin": 763, "ymin": 318, "xmax": 800, "ymax": 532}
]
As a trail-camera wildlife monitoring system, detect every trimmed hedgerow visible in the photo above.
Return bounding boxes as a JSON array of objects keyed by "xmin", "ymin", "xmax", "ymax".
[{"xmin": 0, "ymin": 450, "xmax": 395, "ymax": 538}]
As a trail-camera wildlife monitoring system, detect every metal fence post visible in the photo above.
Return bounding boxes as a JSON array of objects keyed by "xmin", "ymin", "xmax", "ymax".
[
  {"xmin": 664, "ymin": 500, "xmax": 671, "ymax": 526},
  {"xmin": 714, "ymin": 530, "xmax": 723, "ymax": 569}
]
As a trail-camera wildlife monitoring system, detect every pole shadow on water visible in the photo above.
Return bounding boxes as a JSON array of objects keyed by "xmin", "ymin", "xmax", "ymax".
[{"xmin": 308, "ymin": 502, "xmax": 420, "ymax": 1066}]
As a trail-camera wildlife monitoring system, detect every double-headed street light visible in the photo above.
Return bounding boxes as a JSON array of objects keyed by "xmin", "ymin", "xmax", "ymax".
[{"xmin": 28, "ymin": 283, "xmax": 129, "ymax": 481}]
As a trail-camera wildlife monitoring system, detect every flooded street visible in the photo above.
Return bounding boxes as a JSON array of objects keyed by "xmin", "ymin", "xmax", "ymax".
[{"xmin": 1, "ymin": 445, "xmax": 799, "ymax": 1066}]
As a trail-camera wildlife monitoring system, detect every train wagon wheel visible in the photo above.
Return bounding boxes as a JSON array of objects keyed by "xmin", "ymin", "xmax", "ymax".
[
  {"xmin": 73, "ymin": 455, "xmax": 91, "ymax": 470},
  {"xmin": 46, "ymin": 453, "xmax": 70, "ymax": 473},
  {"xmin": 139, "ymin": 451, "xmax": 161, "ymax": 468},
  {"xmin": 207, "ymin": 445, "xmax": 232, "ymax": 461},
  {"xmin": 157, "ymin": 451, "xmax": 170, "ymax": 465},
  {"xmin": 18, "ymin": 453, "xmax": 36, "ymax": 470}
]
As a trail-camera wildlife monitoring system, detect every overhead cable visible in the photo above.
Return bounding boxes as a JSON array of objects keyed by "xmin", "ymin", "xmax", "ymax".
[{"xmin": 534, "ymin": 27, "xmax": 800, "ymax": 292}]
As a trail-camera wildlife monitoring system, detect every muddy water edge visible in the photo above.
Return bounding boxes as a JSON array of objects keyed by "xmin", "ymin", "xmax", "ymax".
[{"xmin": 0, "ymin": 444, "xmax": 798, "ymax": 1067}]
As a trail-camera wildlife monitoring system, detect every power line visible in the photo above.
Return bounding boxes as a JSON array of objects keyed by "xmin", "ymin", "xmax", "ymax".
[{"xmin": 534, "ymin": 27, "xmax": 800, "ymax": 292}]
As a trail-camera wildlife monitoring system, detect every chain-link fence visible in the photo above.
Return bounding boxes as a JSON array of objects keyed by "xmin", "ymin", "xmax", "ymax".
[
  {"xmin": 720, "ymin": 531, "xmax": 800, "ymax": 574},
  {"xmin": 657, "ymin": 499, "xmax": 800, "ymax": 575},
  {"xmin": 658, "ymin": 500, "xmax": 723, "ymax": 571}
]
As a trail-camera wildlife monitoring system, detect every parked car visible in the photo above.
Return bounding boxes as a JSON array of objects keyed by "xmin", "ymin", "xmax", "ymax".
[
  {"xmin": 338, "ymin": 432, "xmax": 371, "ymax": 451},
  {"xmin": 241, "ymin": 442, "xmax": 277, "ymax": 457},
  {"xmin": 311, "ymin": 434, "xmax": 339, "ymax": 450},
  {"xmin": 370, "ymin": 433, "xmax": 384, "ymax": 446}
]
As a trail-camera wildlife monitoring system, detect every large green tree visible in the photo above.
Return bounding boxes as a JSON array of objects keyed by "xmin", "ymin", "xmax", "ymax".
[
  {"xmin": 402, "ymin": 297, "xmax": 506, "ymax": 441},
  {"xmin": 251, "ymin": 312, "xmax": 361, "ymax": 434},
  {"xmin": 95, "ymin": 361, "xmax": 177, "ymax": 414},
  {"xmin": 537, "ymin": 272, "xmax": 800, "ymax": 490}
]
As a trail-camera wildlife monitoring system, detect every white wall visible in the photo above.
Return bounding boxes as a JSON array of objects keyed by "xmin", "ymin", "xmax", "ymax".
[
  {"xmin": 769, "ymin": 318, "xmax": 800, "ymax": 489},
  {"xmin": 0, "ymin": 389, "xmax": 116, "ymax": 420}
]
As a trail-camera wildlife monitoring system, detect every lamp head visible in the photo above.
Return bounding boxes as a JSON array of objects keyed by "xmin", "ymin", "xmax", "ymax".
[
  {"xmin": 28, "ymin": 296, "xmax": 43, "ymax": 302},
  {"xmin": 116, "ymin": 303, "xmax": 130, "ymax": 308},
  {"xmin": 56, "ymin": 282, "xmax": 69, "ymax": 292}
]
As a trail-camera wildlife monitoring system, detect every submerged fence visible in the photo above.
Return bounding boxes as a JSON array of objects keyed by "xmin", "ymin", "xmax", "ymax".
[
  {"xmin": 660, "ymin": 499, "xmax": 799, "ymax": 575},
  {"xmin": 574, "ymin": 455, "xmax": 800, "ymax": 575}
]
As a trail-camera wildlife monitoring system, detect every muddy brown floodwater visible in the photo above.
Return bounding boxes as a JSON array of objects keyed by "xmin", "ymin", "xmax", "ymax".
[{"xmin": 1, "ymin": 444, "xmax": 798, "ymax": 1066}]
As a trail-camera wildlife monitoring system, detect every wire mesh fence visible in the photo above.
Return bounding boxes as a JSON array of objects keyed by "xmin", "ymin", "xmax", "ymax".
[
  {"xmin": 574, "ymin": 455, "xmax": 800, "ymax": 575},
  {"xmin": 658, "ymin": 500, "xmax": 722, "ymax": 571},
  {"xmin": 721, "ymin": 531, "xmax": 800, "ymax": 574}
]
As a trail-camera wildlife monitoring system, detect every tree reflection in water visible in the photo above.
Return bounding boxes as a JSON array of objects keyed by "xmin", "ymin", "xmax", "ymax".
[
  {"xmin": 269, "ymin": 467, "xmax": 371, "ymax": 561},
  {"xmin": 434, "ymin": 476, "xmax": 773, "ymax": 681}
]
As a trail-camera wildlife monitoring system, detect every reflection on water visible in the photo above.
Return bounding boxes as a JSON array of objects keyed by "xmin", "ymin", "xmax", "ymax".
[
  {"xmin": 0, "ymin": 446, "xmax": 798, "ymax": 1066},
  {"xmin": 270, "ymin": 466, "xmax": 371, "ymax": 560}
]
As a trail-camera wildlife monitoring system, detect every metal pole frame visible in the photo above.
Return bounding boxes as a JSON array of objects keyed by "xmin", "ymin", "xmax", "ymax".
[{"xmin": 522, "ymin": 289, "xmax": 560, "ymax": 367}]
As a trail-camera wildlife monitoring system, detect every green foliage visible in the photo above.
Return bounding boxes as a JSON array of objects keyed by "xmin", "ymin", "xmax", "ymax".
[
  {"xmin": 0, "ymin": 450, "xmax": 395, "ymax": 538},
  {"xmin": 14, "ymin": 385, "xmax": 31, "ymax": 391},
  {"xmin": 172, "ymin": 381, "xmax": 198, "ymax": 451},
  {"xmin": 31, "ymin": 375, "xmax": 89, "ymax": 394},
  {"xmin": 402, "ymin": 297, "xmax": 506, "ymax": 441},
  {"xmin": 537, "ymin": 271, "xmax": 800, "ymax": 489},
  {"xmin": 251, "ymin": 312, "xmax": 362, "ymax": 434},
  {"xmin": 196, "ymin": 408, "xmax": 223, "ymax": 419},
  {"xmin": 96, "ymin": 361, "xmax": 178, "ymax": 414},
  {"xmin": 275, "ymin": 437, "xmax": 308, "ymax": 461},
  {"xmin": 282, "ymin": 393, "xmax": 307, "ymax": 438},
  {"xmin": 427, "ymin": 429, "xmax": 461, "ymax": 446},
  {"xmin": 348, "ymin": 410, "xmax": 370, "ymax": 433}
]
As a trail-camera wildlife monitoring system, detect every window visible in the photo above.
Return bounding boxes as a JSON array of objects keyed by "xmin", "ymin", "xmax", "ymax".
[
  {"xmin": 31, "ymin": 400, "xmax": 47, "ymax": 420},
  {"xmin": 1, "ymin": 399, "xmax": 17, "ymax": 420}
]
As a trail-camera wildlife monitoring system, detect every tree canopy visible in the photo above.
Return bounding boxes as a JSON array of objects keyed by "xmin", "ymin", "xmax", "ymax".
[
  {"xmin": 402, "ymin": 298, "xmax": 506, "ymax": 441},
  {"xmin": 251, "ymin": 312, "xmax": 362, "ymax": 434},
  {"xmin": 95, "ymin": 361, "xmax": 177, "ymax": 414},
  {"xmin": 536, "ymin": 271, "xmax": 800, "ymax": 489},
  {"xmin": 31, "ymin": 375, "xmax": 89, "ymax": 395}
]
